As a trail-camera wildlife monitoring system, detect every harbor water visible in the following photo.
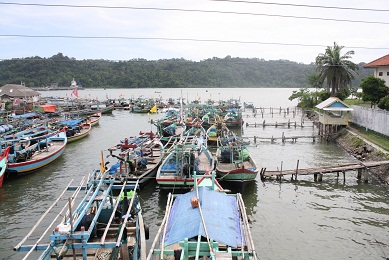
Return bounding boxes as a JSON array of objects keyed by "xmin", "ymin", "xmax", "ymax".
[{"xmin": 0, "ymin": 88, "xmax": 388, "ymax": 260}]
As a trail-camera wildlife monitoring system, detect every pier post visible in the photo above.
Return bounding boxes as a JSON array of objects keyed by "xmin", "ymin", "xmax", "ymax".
[
  {"xmin": 363, "ymin": 168, "xmax": 369, "ymax": 183},
  {"xmin": 357, "ymin": 168, "xmax": 362, "ymax": 180},
  {"xmin": 318, "ymin": 173, "xmax": 323, "ymax": 181},
  {"xmin": 314, "ymin": 173, "xmax": 317, "ymax": 182},
  {"xmin": 295, "ymin": 160, "xmax": 299, "ymax": 180},
  {"xmin": 342, "ymin": 171, "xmax": 346, "ymax": 182}
]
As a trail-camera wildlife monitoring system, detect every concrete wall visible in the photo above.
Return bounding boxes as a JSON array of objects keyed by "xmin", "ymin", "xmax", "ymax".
[
  {"xmin": 373, "ymin": 66, "xmax": 389, "ymax": 87},
  {"xmin": 350, "ymin": 106, "xmax": 389, "ymax": 136}
]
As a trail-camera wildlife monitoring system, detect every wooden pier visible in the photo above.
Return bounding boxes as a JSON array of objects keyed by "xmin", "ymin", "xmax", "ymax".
[
  {"xmin": 247, "ymin": 107, "xmax": 299, "ymax": 118},
  {"xmin": 249, "ymin": 132, "xmax": 331, "ymax": 143},
  {"xmin": 260, "ymin": 160, "xmax": 389, "ymax": 182},
  {"xmin": 246, "ymin": 120, "xmax": 315, "ymax": 128}
]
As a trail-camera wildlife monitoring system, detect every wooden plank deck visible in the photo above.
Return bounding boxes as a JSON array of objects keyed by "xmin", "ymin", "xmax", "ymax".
[{"xmin": 262, "ymin": 160, "xmax": 389, "ymax": 178}]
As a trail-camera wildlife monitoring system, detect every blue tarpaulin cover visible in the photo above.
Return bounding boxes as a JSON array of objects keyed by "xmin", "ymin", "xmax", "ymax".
[
  {"xmin": 8, "ymin": 112, "xmax": 37, "ymax": 119},
  {"xmin": 164, "ymin": 187, "xmax": 243, "ymax": 248},
  {"xmin": 58, "ymin": 119, "xmax": 83, "ymax": 128}
]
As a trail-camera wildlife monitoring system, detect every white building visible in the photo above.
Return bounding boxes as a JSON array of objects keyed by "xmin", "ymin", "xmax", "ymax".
[{"xmin": 363, "ymin": 54, "xmax": 389, "ymax": 87}]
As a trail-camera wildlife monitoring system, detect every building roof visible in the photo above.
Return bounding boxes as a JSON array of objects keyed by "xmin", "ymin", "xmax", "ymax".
[
  {"xmin": 316, "ymin": 97, "xmax": 353, "ymax": 111},
  {"xmin": 363, "ymin": 54, "xmax": 389, "ymax": 68},
  {"xmin": 0, "ymin": 84, "xmax": 40, "ymax": 98}
]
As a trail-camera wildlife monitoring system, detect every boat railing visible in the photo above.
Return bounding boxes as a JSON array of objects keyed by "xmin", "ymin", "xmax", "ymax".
[{"xmin": 13, "ymin": 177, "xmax": 88, "ymax": 259}]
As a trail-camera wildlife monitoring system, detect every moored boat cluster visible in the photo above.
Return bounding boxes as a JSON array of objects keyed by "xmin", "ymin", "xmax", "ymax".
[{"xmin": 9, "ymin": 96, "xmax": 258, "ymax": 260}]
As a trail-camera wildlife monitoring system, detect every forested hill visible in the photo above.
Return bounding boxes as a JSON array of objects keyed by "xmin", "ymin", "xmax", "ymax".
[{"xmin": 0, "ymin": 53, "xmax": 372, "ymax": 89}]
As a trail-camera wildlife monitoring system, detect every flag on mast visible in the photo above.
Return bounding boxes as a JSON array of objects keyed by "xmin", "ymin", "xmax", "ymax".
[{"xmin": 71, "ymin": 88, "xmax": 79, "ymax": 98}]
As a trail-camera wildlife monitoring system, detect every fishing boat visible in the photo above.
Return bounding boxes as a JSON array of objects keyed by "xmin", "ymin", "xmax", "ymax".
[
  {"xmin": 58, "ymin": 119, "xmax": 92, "ymax": 143},
  {"xmin": 156, "ymin": 141, "xmax": 215, "ymax": 189},
  {"xmin": 223, "ymin": 108, "xmax": 244, "ymax": 128},
  {"xmin": 14, "ymin": 170, "xmax": 148, "ymax": 259},
  {"xmin": 87, "ymin": 111, "xmax": 102, "ymax": 127},
  {"xmin": 107, "ymin": 132, "xmax": 165, "ymax": 187},
  {"xmin": 206, "ymin": 121, "xmax": 235, "ymax": 146},
  {"xmin": 147, "ymin": 171, "xmax": 258, "ymax": 259},
  {"xmin": 215, "ymin": 144, "xmax": 258, "ymax": 184},
  {"xmin": 3, "ymin": 129, "xmax": 67, "ymax": 175},
  {"xmin": 0, "ymin": 146, "xmax": 11, "ymax": 188}
]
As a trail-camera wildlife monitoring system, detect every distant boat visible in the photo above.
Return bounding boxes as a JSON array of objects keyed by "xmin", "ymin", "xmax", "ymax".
[
  {"xmin": 87, "ymin": 111, "xmax": 102, "ymax": 127},
  {"xmin": 57, "ymin": 119, "xmax": 92, "ymax": 143},
  {"xmin": 0, "ymin": 146, "xmax": 11, "ymax": 188},
  {"xmin": 4, "ymin": 129, "xmax": 67, "ymax": 175}
]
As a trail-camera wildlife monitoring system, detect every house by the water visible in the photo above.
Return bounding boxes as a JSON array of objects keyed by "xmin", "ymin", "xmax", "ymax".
[{"xmin": 363, "ymin": 54, "xmax": 389, "ymax": 87}]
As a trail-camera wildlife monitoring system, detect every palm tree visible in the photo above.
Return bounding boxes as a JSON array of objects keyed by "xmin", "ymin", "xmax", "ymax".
[{"xmin": 315, "ymin": 42, "xmax": 359, "ymax": 96}]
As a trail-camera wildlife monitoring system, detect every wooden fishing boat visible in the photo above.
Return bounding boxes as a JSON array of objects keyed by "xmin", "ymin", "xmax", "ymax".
[
  {"xmin": 148, "ymin": 172, "xmax": 258, "ymax": 259},
  {"xmin": 206, "ymin": 121, "xmax": 235, "ymax": 146},
  {"xmin": 156, "ymin": 142, "xmax": 215, "ymax": 189},
  {"xmin": 14, "ymin": 170, "xmax": 148, "ymax": 259},
  {"xmin": 58, "ymin": 119, "xmax": 92, "ymax": 143},
  {"xmin": 3, "ymin": 129, "xmax": 67, "ymax": 175},
  {"xmin": 107, "ymin": 132, "xmax": 165, "ymax": 187},
  {"xmin": 215, "ymin": 144, "xmax": 258, "ymax": 183},
  {"xmin": 223, "ymin": 108, "xmax": 244, "ymax": 128},
  {"xmin": 0, "ymin": 146, "xmax": 11, "ymax": 188},
  {"xmin": 101, "ymin": 104, "xmax": 115, "ymax": 114},
  {"xmin": 87, "ymin": 111, "xmax": 102, "ymax": 127}
]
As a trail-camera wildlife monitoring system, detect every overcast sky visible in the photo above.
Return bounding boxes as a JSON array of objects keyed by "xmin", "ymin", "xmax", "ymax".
[{"xmin": 0, "ymin": 0, "xmax": 388, "ymax": 64}]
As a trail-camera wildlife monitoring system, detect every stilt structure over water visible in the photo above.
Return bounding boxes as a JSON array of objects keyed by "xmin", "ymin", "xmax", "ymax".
[
  {"xmin": 315, "ymin": 97, "xmax": 353, "ymax": 137},
  {"xmin": 260, "ymin": 160, "xmax": 389, "ymax": 183}
]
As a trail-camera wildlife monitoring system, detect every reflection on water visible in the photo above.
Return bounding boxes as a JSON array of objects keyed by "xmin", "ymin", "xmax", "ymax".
[{"xmin": 0, "ymin": 88, "xmax": 388, "ymax": 260}]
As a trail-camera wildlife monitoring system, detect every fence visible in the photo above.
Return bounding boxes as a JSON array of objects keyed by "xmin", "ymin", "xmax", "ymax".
[{"xmin": 350, "ymin": 106, "xmax": 389, "ymax": 136}]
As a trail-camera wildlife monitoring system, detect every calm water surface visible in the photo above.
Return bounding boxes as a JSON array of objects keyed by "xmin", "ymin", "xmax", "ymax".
[{"xmin": 0, "ymin": 88, "xmax": 388, "ymax": 260}]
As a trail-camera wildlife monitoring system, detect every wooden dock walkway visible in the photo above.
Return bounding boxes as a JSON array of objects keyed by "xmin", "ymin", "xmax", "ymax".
[
  {"xmin": 247, "ymin": 133, "xmax": 332, "ymax": 143},
  {"xmin": 260, "ymin": 160, "xmax": 389, "ymax": 182},
  {"xmin": 245, "ymin": 120, "xmax": 314, "ymax": 128}
]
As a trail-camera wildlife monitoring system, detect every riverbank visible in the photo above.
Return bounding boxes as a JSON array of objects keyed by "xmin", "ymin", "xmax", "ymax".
[{"xmin": 336, "ymin": 127, "xmax": 389, "ymax": 185}]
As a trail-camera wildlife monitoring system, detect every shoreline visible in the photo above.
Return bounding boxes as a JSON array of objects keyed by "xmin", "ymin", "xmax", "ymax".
[{"xmin": 336, "ymin": 128, "xmax": 389, "ymax": 185}]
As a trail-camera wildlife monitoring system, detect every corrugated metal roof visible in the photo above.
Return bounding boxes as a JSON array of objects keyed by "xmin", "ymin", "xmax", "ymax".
[
  {"xmin": 316, "ymin": 97, "xmax": 352, "ymax": 111},
  {"xmin": 364, "ymin": 54, "xmax": 389, "ymax": 67},
  {"xmin": 164, "ymin": 187, "xmax": 242, "ymax": 248},
  {"xmin": 0, "ymin": 84, "xmax": 40, "ymax": 98}
]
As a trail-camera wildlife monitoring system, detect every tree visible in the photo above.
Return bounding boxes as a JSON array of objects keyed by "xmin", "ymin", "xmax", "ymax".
[
  {"xmin": 288, "ymin": 88, "xmax": 315, "ymax": 108},
  {"xmin": 378, "ymin": 95, "xmax": 389, "ymax": 110},
  {"xmin": 315, "ymin": 42, "xmax": 359, "ymax": 96},
  {"xmin": 360, "ymin": 75, "xmax": 388, "ymax": 108}
]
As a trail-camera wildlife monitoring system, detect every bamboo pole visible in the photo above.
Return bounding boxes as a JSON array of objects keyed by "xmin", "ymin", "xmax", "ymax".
[
  {"xmin": 14, "ymin": 179, "xmax": 74, "ymax": 251},
  {"xmin": 146, "ymin": 193, "xmax": 173, "ymax": 260},
  {"xmin": 100, "ymin": 181, "xmax": 127, "ymax": 245},
  {"xmin": 22, "ymin": 177, "xmax": 86, "ymax": 259}
]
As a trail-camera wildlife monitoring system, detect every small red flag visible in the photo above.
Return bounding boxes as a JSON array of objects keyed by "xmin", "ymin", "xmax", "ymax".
[{"xmin": 72, "ymin": 88, "xmax": 79, "ymax": 98}]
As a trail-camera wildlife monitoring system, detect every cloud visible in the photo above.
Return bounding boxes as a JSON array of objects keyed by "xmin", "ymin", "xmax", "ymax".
[{"xmin": 0, "ymin": 0, "xmax": 388, "ymax": 64}]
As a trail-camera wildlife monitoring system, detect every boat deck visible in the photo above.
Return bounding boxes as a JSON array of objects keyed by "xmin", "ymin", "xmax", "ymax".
[{"xmin": 216, "ymin": 160, "xmax": 254, "ymax": 172}]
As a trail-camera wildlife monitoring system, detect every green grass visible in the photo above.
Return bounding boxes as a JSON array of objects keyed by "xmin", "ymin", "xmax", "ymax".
[
  {"xmin": 349, "ymin": 123, "xmax": 389, "ymax": 151},
  {"xmin": 344, "ymin": 99, "xmax": 370, "ymax": 106}
]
